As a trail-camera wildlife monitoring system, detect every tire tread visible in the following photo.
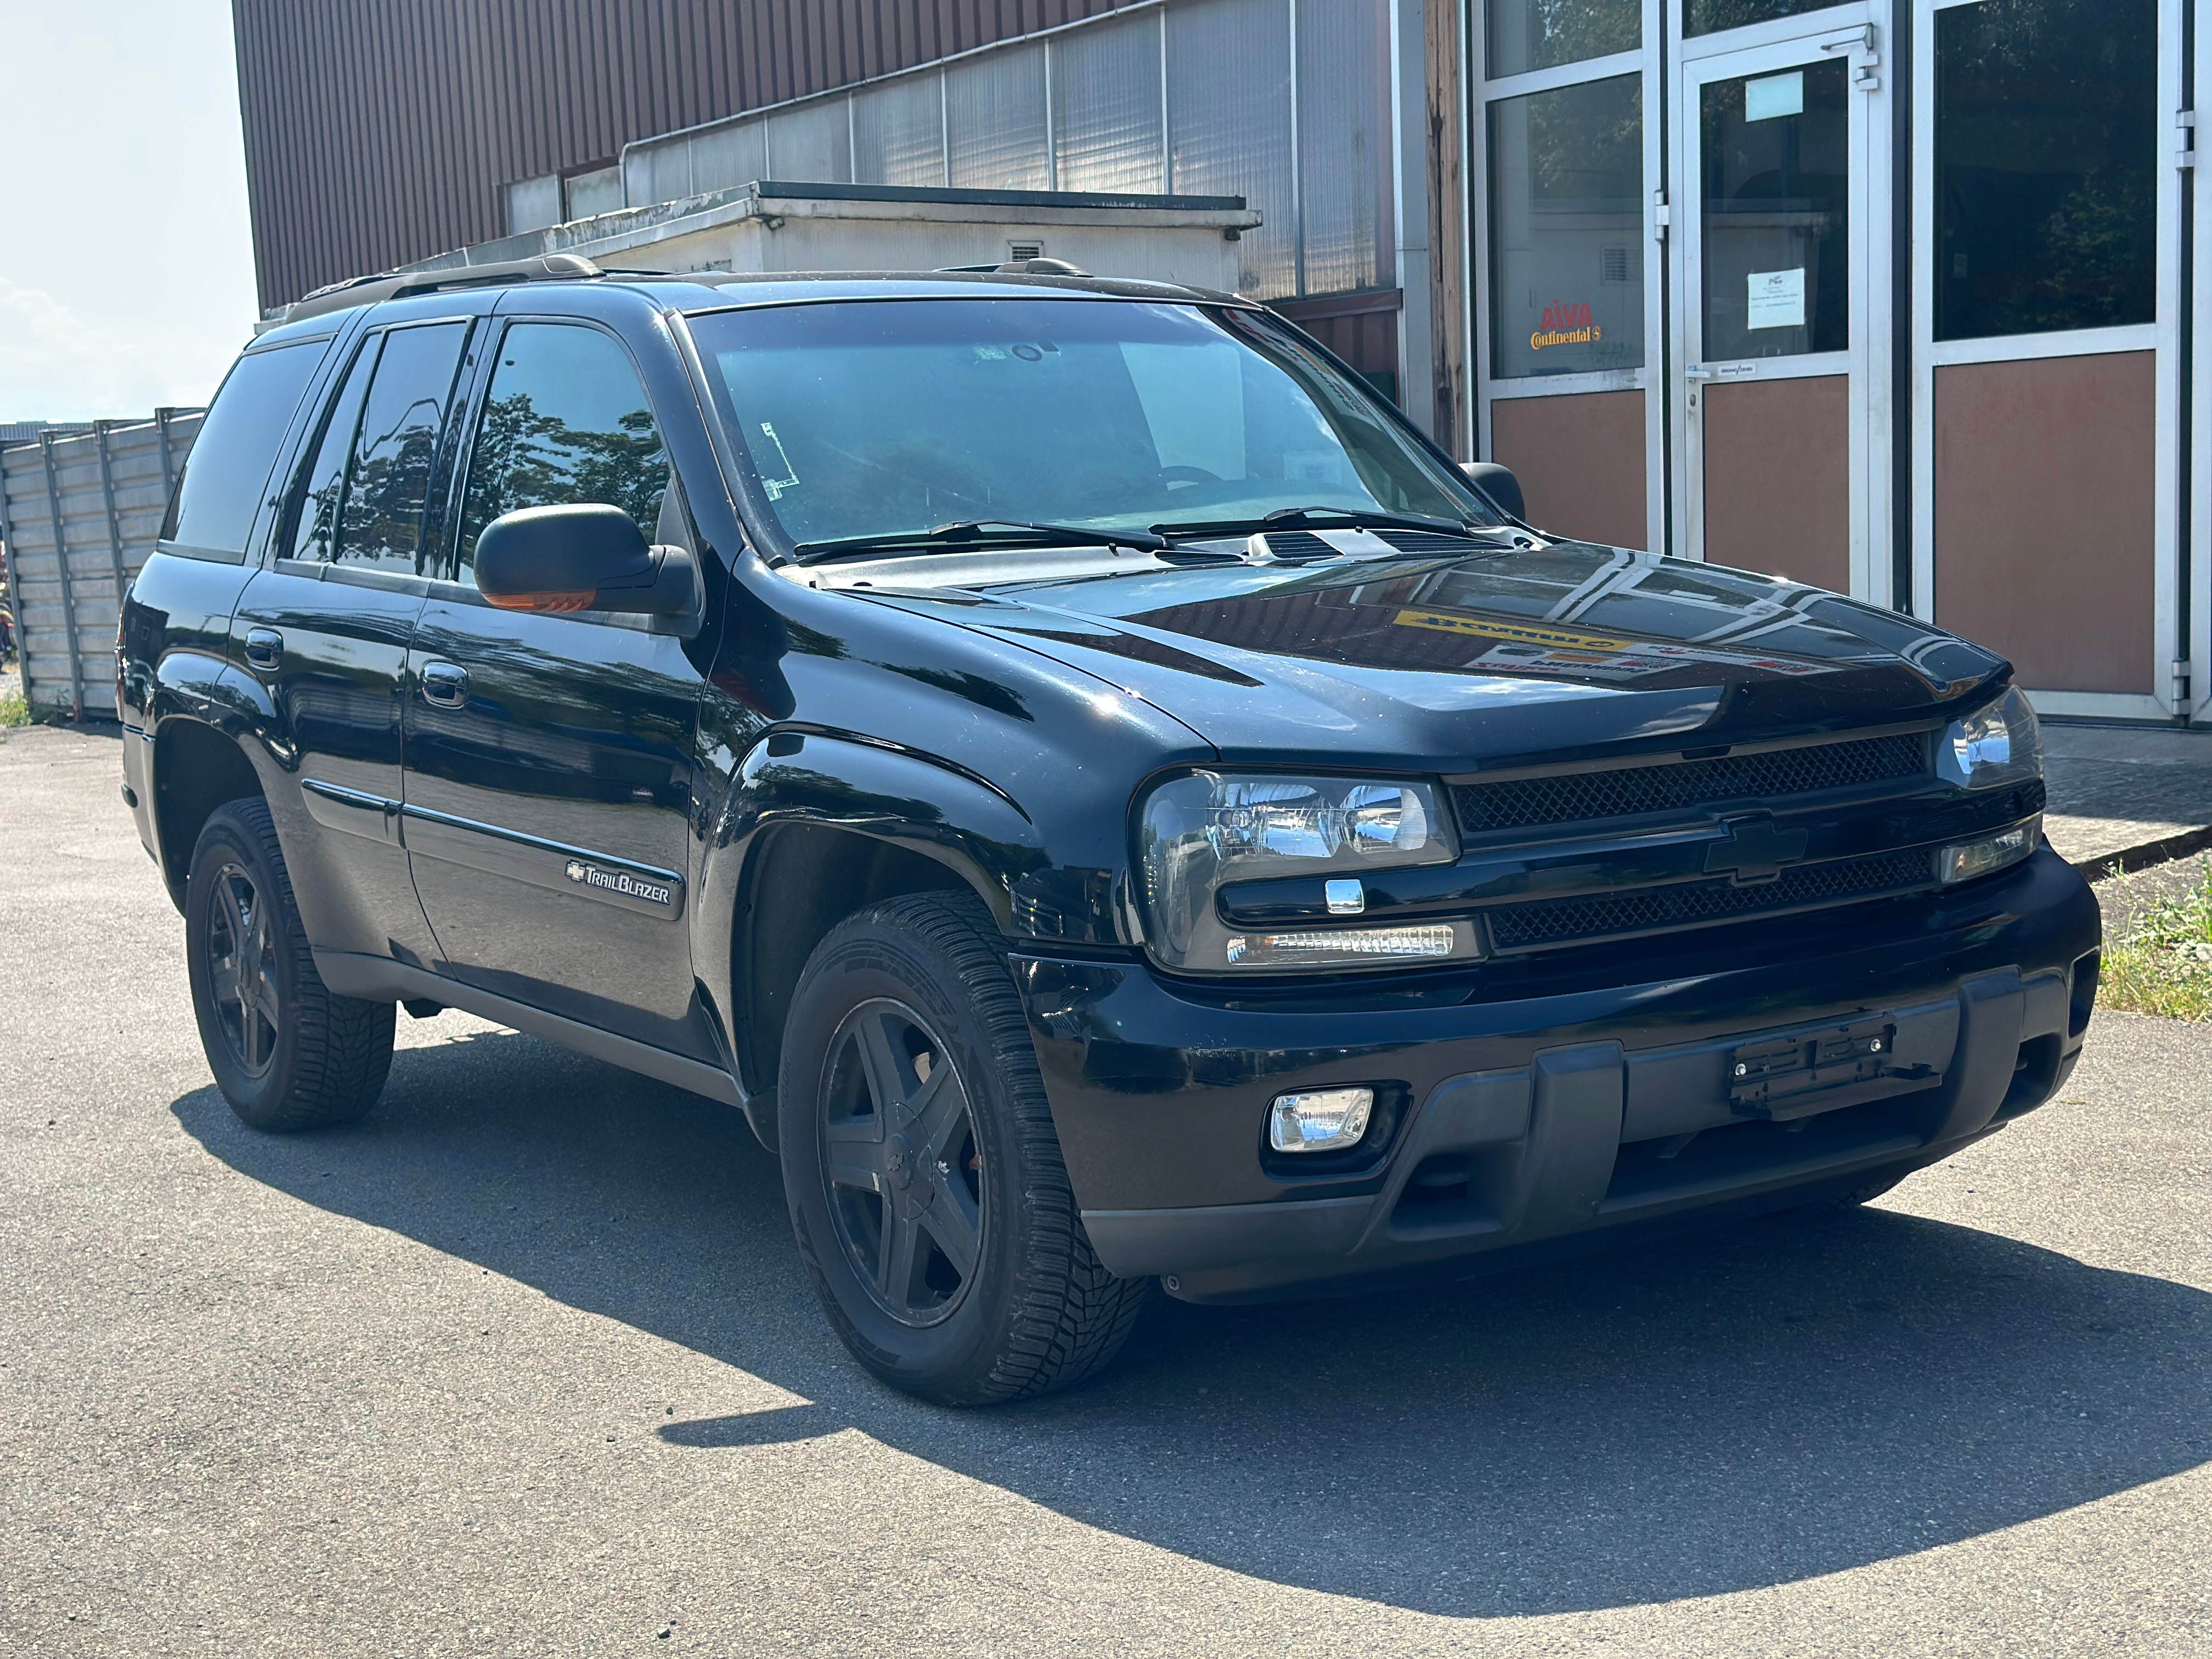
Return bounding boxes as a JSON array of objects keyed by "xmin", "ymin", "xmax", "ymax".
[{"xmin": 797, "ymin": 890, "xmax": 1149, "ymax": 1402}]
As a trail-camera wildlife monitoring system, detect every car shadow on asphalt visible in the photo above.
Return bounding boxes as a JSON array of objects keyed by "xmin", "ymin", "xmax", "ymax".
[{"xmin": 172, "ymin": 1023, "xmax": 2212, "ymax": 1620}]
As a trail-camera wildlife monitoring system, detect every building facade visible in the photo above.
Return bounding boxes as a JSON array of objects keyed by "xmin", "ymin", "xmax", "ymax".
[
  {"xmin": 232, "ymin": 0, "xmax": 2205, "ymax": 723},
  {"xmin": 1453, "ymin": 0, "xmax": 2187, "ymax": 727}
]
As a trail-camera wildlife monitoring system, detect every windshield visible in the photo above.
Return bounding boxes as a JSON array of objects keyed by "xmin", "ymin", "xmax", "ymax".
[{"xmin": 687, "ymin": 298, "xmax": 1500, "ymax": 551}]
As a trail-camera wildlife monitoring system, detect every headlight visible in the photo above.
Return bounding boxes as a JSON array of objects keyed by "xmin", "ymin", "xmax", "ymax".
[
  {"xmin": 1938, "ymin": 686, "xmax": 2042, "ymax": 791},
  {"xmin": 1135, "ymin": 771, "xmax": 1469, "ymax": 972}
]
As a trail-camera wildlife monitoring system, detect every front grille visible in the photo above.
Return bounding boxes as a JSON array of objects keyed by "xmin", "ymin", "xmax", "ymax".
[
  {"xmin": 1485, "ymin": 848, "xmax": 1936, "ymax": 951},
  {"xmin": 1455, "ymin": 732, "xmax": 1928, "ymax": 836}
]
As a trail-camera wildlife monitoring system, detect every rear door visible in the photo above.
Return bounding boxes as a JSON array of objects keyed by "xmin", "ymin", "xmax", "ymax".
[
  {"xmin": 232, "ymin": 306, "xmax": 482, "ymax": 966},
  {"xmin": 401, "ymin": 315, "xmax": 709, "ymax": 1058}
]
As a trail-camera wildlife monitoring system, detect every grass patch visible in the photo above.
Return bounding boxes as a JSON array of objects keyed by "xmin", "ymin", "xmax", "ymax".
[
  {"xmin": 2102, "ymin": 858, "xmax": 2212, "ymax": 1021},
  {"xmin": 0, "ymin": 688, "xmax": 27, "ymax": 728}
]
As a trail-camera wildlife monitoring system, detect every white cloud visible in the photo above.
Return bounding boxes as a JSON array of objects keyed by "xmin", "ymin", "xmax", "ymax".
[
  {"xmin": 0, "ymin": 276, "xmax": 248, "ymax": 421},
  {"xmin": 0, "ymin": 0, "xmax": 259, "ymax": 422}
]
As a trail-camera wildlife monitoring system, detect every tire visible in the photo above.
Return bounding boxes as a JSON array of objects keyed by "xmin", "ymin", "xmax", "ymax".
[
  {"xmin": 185, "ymin": 799, "xmax": 395, "ymax": 1132},
  {"xmin": 778, "ymin": 891, "xmax": 1149, "ymax": 1405}
]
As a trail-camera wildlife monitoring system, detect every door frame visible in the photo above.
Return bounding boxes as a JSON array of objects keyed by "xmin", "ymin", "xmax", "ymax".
[
  {"xmin": 1468, "ymin": 1, "xmax": 1667, "ymax": 554},
  {"xmin": 1668, "ymin": 5, "xmax": 1893, "ymax": 601},
  {"xmin": 1909, "ymin": 0, "xmax": 2187, "ymax": 721}
]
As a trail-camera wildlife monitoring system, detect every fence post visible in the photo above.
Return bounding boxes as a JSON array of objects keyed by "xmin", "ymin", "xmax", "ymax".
[
  {"xmin": 37, "ymin": 432, "xmax": 85, "ymax": 720},
  {"xmin": 93, "ymin": 420, "xmax": 130, "ymax": 614},
  {"xmin": 0, "ymin": 443, "xmax": 21, "ymax": 691},
  {"xmin": 154, "ymin": 407, "xmax": 180, "ymax": 505}
]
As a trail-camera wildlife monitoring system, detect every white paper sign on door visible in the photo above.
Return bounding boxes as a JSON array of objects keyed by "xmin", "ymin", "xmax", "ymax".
[
  {"xmin": 1747, "ymin": 267, "xmax": 1806, "ymax": 330},
  {"xmin": 1745, "ymin": 71, "xmax": 1804, "ymax": 122}
]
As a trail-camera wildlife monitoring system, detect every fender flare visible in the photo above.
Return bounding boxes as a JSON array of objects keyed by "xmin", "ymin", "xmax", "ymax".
[
  {"xmin": 144, "ymin": 654, "xmax": 280, "ymax": 899},
  {"xmin": 712, "ymin": 729, "xmax": 1044, "ymax": 922},
  {"xmin": 694, "ymin": 730, "xmax": 1049, "ymax": 1113}
]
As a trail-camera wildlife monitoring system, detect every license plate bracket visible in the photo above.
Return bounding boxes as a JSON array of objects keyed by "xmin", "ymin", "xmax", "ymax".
[{"xmin": 1728, "ymin": 1014, "xmax": 1925, "ymax": 1121}]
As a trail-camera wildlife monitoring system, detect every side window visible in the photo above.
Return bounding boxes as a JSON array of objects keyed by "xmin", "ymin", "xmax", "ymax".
[
  {"xmin": 331, "ymin": 321, "xmax": 472, "ymax": 571},
  {"xmin": 456, "ymin": 322, "xmax": 669, "ymax": 573},
  {"xmin": 285, "ymin": 336, "xmax": 381, "ymax": 563},
  {"xmin": 162, "ymin": 341, "xmax": 326, "ymax": 555}
]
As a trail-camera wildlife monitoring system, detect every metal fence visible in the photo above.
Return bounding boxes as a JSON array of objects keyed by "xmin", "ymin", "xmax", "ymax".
[{"xmin": 0, "ymin": 410, "xmax": 200, "ymax": 720}]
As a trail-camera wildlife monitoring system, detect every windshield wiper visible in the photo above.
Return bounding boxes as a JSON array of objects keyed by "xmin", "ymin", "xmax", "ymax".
[
  {"xmin": 1149, "ymin": 505, "xmax": 1498, "ymax": 541},
  {"xmin": 791, "ymin": 520, "xmax": 1168, "ymax": 564}
]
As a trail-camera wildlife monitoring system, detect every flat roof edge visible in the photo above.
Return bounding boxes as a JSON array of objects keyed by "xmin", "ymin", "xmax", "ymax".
[
  {"xmin": 383, "ymin": 180, "xmax": 1259, "ymax": 282},
  {"xmin": 742, "ymin": 180, "xmax": 1247, "ymax": 212}
]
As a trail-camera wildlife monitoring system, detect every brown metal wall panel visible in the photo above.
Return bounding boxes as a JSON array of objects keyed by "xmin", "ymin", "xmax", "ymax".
[
  {"xmin": 1491, "ymin": 390, "xmax": 1650, "ymax": 553},
  {"xmin": 1700, "ymin": 376, "xmax": 1851, "ymax": 592},
  {"xmin": 1933, "ymin": 353, "xmax": 2157, "ymax": 696},
  {"xmin": 236, "ymin": 0, "xmax": 1146, "ymax": 310}
]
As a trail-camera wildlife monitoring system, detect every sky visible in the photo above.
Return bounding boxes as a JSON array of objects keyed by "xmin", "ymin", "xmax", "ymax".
[{"xmin": 0, "ymin": 0, "xmax": 260, "ymax": 422}]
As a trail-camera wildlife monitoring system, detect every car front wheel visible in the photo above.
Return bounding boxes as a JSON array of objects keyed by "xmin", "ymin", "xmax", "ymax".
[{"xmin": 778, "ymin": 891, "xmax": 1148, "ymax": 1404}]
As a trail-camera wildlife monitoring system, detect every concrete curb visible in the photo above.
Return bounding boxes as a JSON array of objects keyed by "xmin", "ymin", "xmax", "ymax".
[{"xmin": 2072, "ymin": 825, "xmax": 2212, "ymax": 883}]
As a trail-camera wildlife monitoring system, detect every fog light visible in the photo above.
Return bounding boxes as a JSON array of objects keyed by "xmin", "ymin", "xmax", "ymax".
[
  {"xmin": 1225, "ymin": 923, "xmax": 1459, "ymax": 967},
  {"xmin": 1269, "ymin": 1087, "xmax": 1374, "ymax": 1153},
  {"xmin": 1938, "ymin": 817, "xmax": 2039, "ymax": 884}
]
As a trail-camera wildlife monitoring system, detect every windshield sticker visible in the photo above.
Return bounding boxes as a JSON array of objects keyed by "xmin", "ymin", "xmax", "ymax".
[{"xmin": 757, "ymin": 421, "xmax": 800, "ymax": 499}]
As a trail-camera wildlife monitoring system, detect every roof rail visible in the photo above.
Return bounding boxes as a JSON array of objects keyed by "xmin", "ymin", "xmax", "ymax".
[
  {"xmin": 283, "ymin": 253, "xmax": 605, "ymax": 324},
  {"xmin": 934, "ymin": 257, "xmax": 1092, "ymax": 278}
]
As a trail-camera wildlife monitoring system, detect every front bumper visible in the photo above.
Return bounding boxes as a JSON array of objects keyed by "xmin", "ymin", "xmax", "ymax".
[{"xmin": 1013, "ymin": 847, "xmax": 2101, "ymax": 1301}]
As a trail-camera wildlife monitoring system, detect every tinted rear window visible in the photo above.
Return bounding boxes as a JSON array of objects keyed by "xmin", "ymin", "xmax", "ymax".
[
  {"xmin": 333, "ymin": 321, "xmax": 471, "ymax": 571},
  {"xmin": 163, "ymin": 341, "xmax": 328, "ymax": 554}
]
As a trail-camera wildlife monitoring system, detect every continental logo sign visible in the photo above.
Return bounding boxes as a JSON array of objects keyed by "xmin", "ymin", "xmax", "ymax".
[
  {"xmin": 1393, "ymin": 610, "xmax": 1634, "ymax": 652},
  {"xmin": 1531, "ymin": 300, "xmax": 1602, "ymax": 352}
]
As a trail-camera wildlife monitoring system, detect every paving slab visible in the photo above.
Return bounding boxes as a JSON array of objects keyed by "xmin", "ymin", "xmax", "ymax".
[{"xmin": 2027, "ymin": 723, "xmax": 2212, "ymax": 875}]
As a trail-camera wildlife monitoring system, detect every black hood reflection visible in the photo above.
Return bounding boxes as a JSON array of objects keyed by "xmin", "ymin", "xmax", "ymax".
[{"xmin": 856, "ymin": 543, "xmax": 2009, "ymax": 770}]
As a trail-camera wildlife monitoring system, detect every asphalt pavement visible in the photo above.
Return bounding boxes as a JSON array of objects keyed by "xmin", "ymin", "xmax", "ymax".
[{"xmin": 2, "ymin": 721, "xmax": 2207, "ymax": 1657}]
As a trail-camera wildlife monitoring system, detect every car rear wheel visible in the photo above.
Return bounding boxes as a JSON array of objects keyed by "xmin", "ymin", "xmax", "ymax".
[
  {"xmin": 185, "ymin": 799, "xmax": 394, "ymax": 1132},
  {"xmin": 778, "ymin": 891, "xmax": 1149, "ymax": 1404}
]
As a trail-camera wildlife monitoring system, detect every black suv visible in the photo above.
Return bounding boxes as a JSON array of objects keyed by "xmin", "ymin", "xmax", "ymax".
[{"xmin": 120, "ymin": 261, "xmax": 2098, "ymax": 1403}]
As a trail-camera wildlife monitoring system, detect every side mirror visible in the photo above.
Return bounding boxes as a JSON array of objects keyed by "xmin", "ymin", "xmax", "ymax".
[
  {"xmin": 1459, "ymin": 460, "xmax": 1526, "ymax": 523},
  {"xmin": 473, "ymin": 502, "xmax": 697, "ymax": 617}
]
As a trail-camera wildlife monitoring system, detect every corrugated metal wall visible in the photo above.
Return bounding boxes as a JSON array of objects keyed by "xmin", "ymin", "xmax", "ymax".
[
  {"xmin": 0, "ymin": 415, "xmax": 200, "ymax": 720},
  {"xmin": 232, "ymin": 0, "xmax": 1149, "ymax": 311}
]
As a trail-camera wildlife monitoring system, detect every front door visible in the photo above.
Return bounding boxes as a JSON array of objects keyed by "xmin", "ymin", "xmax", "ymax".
[
  {"xmin": 1673, "ymin": 17, "xmax": 1888, "ymax": 599},
  {"xmin": 402, "ymin": 315, "xmax": 710, "ymax": 1060}
]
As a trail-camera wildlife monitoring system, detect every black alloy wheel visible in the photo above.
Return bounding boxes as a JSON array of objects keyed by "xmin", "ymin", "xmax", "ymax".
[
  {"xmin": 819, "ymin": 998, "xmax": 984, "ymax": 1327},
  {"xmin": 204, "ymin": 861, "xmax": 281, "ymax": 1078},
  {"xmin": 185, "ymin": 798, "xmax": 395, "ymax": 1132},
  {"xmin": 779, "ymin": 891, "xmax": 1150, "ymax": 1404}
]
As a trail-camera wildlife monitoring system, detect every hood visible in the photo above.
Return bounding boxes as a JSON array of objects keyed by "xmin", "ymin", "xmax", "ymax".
[{"xmin": 850, "ymin": 541, "xmax": 2009, "ymax": 772}]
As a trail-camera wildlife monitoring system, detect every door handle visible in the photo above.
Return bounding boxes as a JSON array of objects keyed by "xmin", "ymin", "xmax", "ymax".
[
  {"xmin": 419, "ymin": 661, "xmax": 470, "ymax": 709},
  {"xmin": 244, "ymin": 628, "xmax": 283, "ymax": 672}
]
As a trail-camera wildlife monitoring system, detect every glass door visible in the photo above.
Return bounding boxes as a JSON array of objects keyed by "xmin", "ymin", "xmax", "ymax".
[{"xmin": 1672, "ymin": 15, "xmax": 1889, "ymax": 597}]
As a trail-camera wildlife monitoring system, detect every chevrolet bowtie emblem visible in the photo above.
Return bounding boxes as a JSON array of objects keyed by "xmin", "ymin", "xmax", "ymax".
[{"xmin": 1703, "ymin": 814, "xmax": 1809, "ymax": 885}]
